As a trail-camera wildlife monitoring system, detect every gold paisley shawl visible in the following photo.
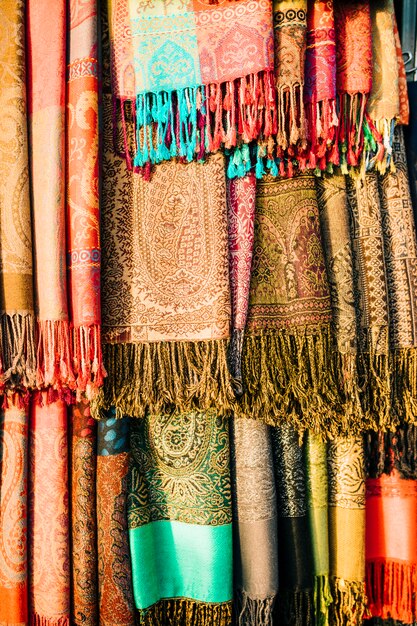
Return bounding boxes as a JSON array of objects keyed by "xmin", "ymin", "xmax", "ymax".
[
  {"xmin": 98, "ymin": 94, "xmax": 233, "ymax": 418},
  {"xmin": 0, "ymin": 0, "xmax": 36, "ymax": 393}
]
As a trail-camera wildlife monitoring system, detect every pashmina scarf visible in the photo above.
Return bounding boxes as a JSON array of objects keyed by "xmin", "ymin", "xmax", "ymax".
[
  {"xmin": 366, "ymin": 472, "xmax": 417, "ymax": 623},
  {"xmin": 67, "ymin": 0, "xmax": 105, "ymax": 397},
  {"xmin": 316, "ymin": 174, "xmax": 364, "ymax": 433},
  {"xmin": 405, "ymin": 82, "xmax": 417, "ymax": 222},
  {"xmin": 273, "ymin": 0, "xmax": 308, "ymax": 170},
  {"xmin": 328, "ymin": 438, "xmax": 366, "ymax": 625},
  {"xmin": 232, "ymin": 418, "xmax": 278, "ymax": 626},
  {"xmin": 334, "ymin": 0, "xmax": 373, "ymax": 172},
  {"xmin": 128, "ymin": 410, "xmax": 233, "ymax": 625},
  {"xmin": 27, "ymin": 0, "xmax": 72, "ymax": 395},
  {"xmin": 99, "ymin": 93, "xmax": 233, "ymax": 419},
  {"xmin": 71, "ymin": 399, "xmax": 98, "ymax": 626},
  {"xmin": 365, "ymin": 0, "xmax": 399, "ymax": 173},
  {"xmin": 393, "ymin": 13, "xmax": 409, "ymax": 127},
  {"xmin": 0, "ymin": 0, "xmax": 36, "ymax": 393},
  {"xmin": 96, "ymin": 414, "xmax": 135, "ymax": 626},
  {"xmin": 304, "ymin": 0, "xmax": 338, "ymax": 172},
  {"xmin": 29, "ymin": 398, "xmax": 70, "ymax": 626},
  {"xmin": 226, "ymin": 174, "xmax": 256, "ymax": 393},
  {"xmin": 240, "ymin": 173, "xmax": 344, "ymax": 436},
  {"xmin": 272, "ymin": 426, "xmax": 314, "ymax": 624},
  {"xmin": 107, "ymin": 0, "xmax": 277, "ymax": 174},
  {"xmin": 0, "ymin": 404, "xmax": 28, "ymax": 626}
]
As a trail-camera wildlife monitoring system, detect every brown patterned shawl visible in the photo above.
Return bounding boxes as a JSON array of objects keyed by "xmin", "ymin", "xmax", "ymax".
[
  {"xmin": 97, "ymin": 93, "xmax": 233, "ymax": 418},
  {"xmin": 232, "ymin": 418, "xmax": 279, "ymax": 626},
  {"xmin": 328, "ymin": 438, "xmax": 366, "ymax": 625},
  {"xmin": 0, "ymin": 0, "xmax": 36, "ymax": 393},
  {"xmin": 239, "ymin": 173, "xmax": 345, "ymax": 436}
]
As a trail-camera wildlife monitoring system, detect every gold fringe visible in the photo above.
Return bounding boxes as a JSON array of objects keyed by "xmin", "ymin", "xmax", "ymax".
[
  {"xmin": 236, "ymin": 327, "xmax": 361, "ymax": 438},
  {"xmin": 92, "ymin": 340, "xmax": 235, "ymax": 418},
  {"xmin": 136, "ymin": 599, "xmax": 232, "ymax": 626},
  {"xmin": 329, "ymin": 578, "xmax": 366, "ymax": 626},
  {"xmin": 1, "ymin": 312, "xmax": 37, "ymax": 390}
]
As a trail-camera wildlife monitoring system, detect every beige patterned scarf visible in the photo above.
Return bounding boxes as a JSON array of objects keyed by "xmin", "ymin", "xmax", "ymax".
[{"xmin": 98, "ymin": 94, "xmax": 233, "ymax": 418}]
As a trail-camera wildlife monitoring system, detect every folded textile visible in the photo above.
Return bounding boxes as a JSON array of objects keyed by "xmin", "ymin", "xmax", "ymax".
[
  {"xmin": 227, "ymin": 174, "xmax": 256, "ymax": 393},
  {"xmin": 328, "ymin": 437, "xmax": 366, "ymax": 626},
  {"xmin": 97, "ymin": 414, "xmax": 135, "ymax": 626},
  {"xmin": 128, "ymin": 410, "xmax": 233, "ymax": 625},
  {"xmin": 67, "ymin": 0, "xmax": 105, "ymax": 397},
  {"xmin": 366, "ymin": 472, "xmax": 417, "ymax": 623},
  {"xmin": 99, "ymin": 93, "xmax": 233, "ymax": 418},
  {"xmin": 239, "ymin": 173, "xmax": 344, "ymax": 435},
  {"xmin": 108, "ymin": 0, "xmax": 277, "ymax": 173},
  {"xmin": 71, "ymin": 399, "xmax": 98, "ymax": 626},
  {"xmin": 29, "ymin": 398, "xmax": 70, "ymax": 626},
  {"xmin": 0, "ymin": 0, "xmax": 36, "ymax": 393},
  {"xmin": 232, "ymin": 418, "xmax": 278, "ymax": 626},
  {"xmin": 0, "ymin": 403, "xmax": 28, "ymax": 626}
]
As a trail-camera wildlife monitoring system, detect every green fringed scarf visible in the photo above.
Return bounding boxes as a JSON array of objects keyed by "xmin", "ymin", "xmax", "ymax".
[{"xmin": 128, "ymin": 410, "xmax": 233, "ymax": 625}]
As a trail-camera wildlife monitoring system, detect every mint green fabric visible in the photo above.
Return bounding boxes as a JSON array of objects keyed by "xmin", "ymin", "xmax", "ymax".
[{"xmin": 129, "ymin": 520, "xmax": 233, "ymax": 609}]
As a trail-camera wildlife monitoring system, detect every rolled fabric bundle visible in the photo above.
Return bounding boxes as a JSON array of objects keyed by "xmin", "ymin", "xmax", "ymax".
[
  {"xmin": 128, "ymin": 410, "xmax": 233, "ymax": 625},
  {"xmin": 232, "ymin": 418, "xmax": 279, "ymax": 626}
]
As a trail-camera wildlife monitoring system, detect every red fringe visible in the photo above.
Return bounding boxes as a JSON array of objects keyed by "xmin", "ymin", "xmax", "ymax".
[
  {"xmin": 36, "ymin": 320, "xmax": 75, "ymax": 391},
  {"xmin": 31, "ymin": 613, "xmax": 70, "ymax": 626},
  {"xmin": 305, "ymin": 98, "xmax": 339, "ymax": 170},
  {"xmin": 365, "ymin": 559, "xmax": 417, "ymax": 623},
  {"xmin": 72, "ymin": 324, "xmax": 106, "ymax": 399}
]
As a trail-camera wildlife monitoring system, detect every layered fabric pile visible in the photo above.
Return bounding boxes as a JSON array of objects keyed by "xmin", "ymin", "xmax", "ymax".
[{"xmin": 1, "ymin": 1, "xmax": 417, "ymax": 626}]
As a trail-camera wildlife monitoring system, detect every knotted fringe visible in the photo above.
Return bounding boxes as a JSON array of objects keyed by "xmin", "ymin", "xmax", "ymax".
[
  {"xmin": 72, "ymin": 324, "xmax": 105, "ymax": 398},
  {"xmin": 276, "ymin": 83, "xmax": 307, "ymax": 155},
  {"xmin": 366, "ymin": 560, "xmax": 417, "ymax": 623},
  {"xmin": 36, "ymin": 320, "xmax": 75, "ymax": 390},
  {"xmin": 136, "ymin": 599, "xmax": 232, "ymax": 626},
  {"xmin": 338, "ymin": 93, "xmax": 368, "ymax": 174},
  {"xmin": 31, "ymin": 614, "xmax": 69, "ymax": 626},
  {"xmin": 117, "ymin": 71, "xmax": 277, "ymax": 173},
  {"xmin": 365, "ymin": 425, "xmax": 417, "ymax": 480},
  {"xmin": 275, "ymin": 589, "xmax": 314, "ymax": 626},
  {"xmin": 305, "ymin": 99, "xmax": 339, "ymax": 173},
  {"xmin": 238, "ymin": 326, "xmax": 352, "ymax": 437},
  {"xmin": 93, "ymin": 339, "xmax": 235, "ymax": 418},
  {"xmin": 363, "ymin": 116, "xmax": 396, "ymax": 175},
  {"xmin": 330, "ymin": 578, "xmax": 366, "ymax": 626},
  {"xmin": 0, "ymin": 312, "xmax": 37, "ymax": 391},
  {"xmin": 314, "ymin": 575, "xmax": 333, "ymax": 626},
  {"xmin": 234, "ymin": 591, "xmax": 276, "ymax": 626}
]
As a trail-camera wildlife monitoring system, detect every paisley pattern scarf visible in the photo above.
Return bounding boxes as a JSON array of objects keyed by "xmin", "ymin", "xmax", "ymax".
[
  {"xmin": 27, "ymin": 0, "xmax": 72, "ymax": 395},
  {"xmin": 67, "ymin": 0, "xmax": 105, "ymax": 398},
  {"xmin": 128, "ymin": 410, "xmax": 233, "ymax": 625},
  {"xmin": 107, "ymin": 0, "xmax": 277, "ymax": 174},
  {"xmin": 71, "ymin": 399, "xmax": 98, "ymax": 626},
  {"xmin": 239, "ymin": 173, "xmax": 344, "ymax": 436},
  {"xmin": 29, "ymin": 398, "xmax": 70, "ymax": 626},
  {"xmin": 366, "ymin": 472, "xmax": 417, "ymax": 623},
  {"xmin": 328, "ymin": 438, "xmax": 366, "ymax": 625},
  {"xmin": 0, "ymin": 404, "xmax": 28, "ymax": 626},
  {"xmin": 232, "ymin": 418, "xmax": 278, "ymax": 626},
  {"xmin": 96, "ymin": 414, "xmax": 135, "ymax": 626},
  {"xmin": 99, "ymin": 93, "xmax": 233, "ymax": 419},
  {"xmin": 0, "ymin": 0, "xmax": 36, "ymax": 394}
]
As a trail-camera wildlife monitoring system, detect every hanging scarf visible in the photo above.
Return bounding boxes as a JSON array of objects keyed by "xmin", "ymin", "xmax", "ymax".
[
  {"xmin": 107, "ymin": 0, "xmax": 277, "ymax": 173},
  {"xmin": 305, "ymin": 434, "xmax": 332, "ymax": 626},
  {"xmin": 240, "ymin": 173, "xmax": 343, "ymax": 436},
  {"xmin": 96, "ymin": 414, "xmax": 135, "ymax": 626},
  {"xmin": 27, "ymin": 0, "xmax": 73, "ymax": 395},
  {"xmin": 98, "ymin": 93, "xmax": 233, "ymax": 419},
  {"xmin": 0, "ymin": 0, "xmax": 36, "ymax": 393},
  {"xmin": 128, "ymin": 410, "xmax": 233, "ymax": 625},
  {"xmin": 272, "ymin": 426, "xmax": 314, "ymax": 624},
  {"xmin": 334, "ymin": 0, "xmax": 373, "ymax": 173},
  {"xmin": 365, "ymin": 0, "xmax": 399, "ymax": 173},
  {"xmin": 365, "ymin": 472, "xmax": 417, "ymax": 623},
  {"xmin": 232, "ymin": 418, "xmax": 278, "ymax": 626},
  {"xmin": 328, "ymin": 438, "xmax": 366, "ymax": 625},
  {"xmin": 405, "ymin": 82, "xmax": 417, "ymax": 222},
  {"xmin": 393, "ymin": 13, "xmax": 409, "ymax": 127},
  {"xmin": 71, "ymin": 399, "xmax": 97, "ymax": 626},
  {"xmin": 67, "ymin": 0, "xmax": 105, "ymax": 398},
  {"xmin": 273, "ymin": 0, "xmax": 308, "ymax": 171},
  {"xmin": 0, "ymin": 404, "xmax": 28, "ymax": 626},
  {"xmin": 304, "ymin": 0, "xmax": 338, "ymax": 172},
  {"xmin": 29, "ymin": 398, "xmax": 70, "ymax": 626},
  {"xmin": 316, "ymin": 174, "xmax": 366, "ymax": 432},
  {"xmin": 226, "ymin": 174, "xmax": 256, "ymax": 393}
]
